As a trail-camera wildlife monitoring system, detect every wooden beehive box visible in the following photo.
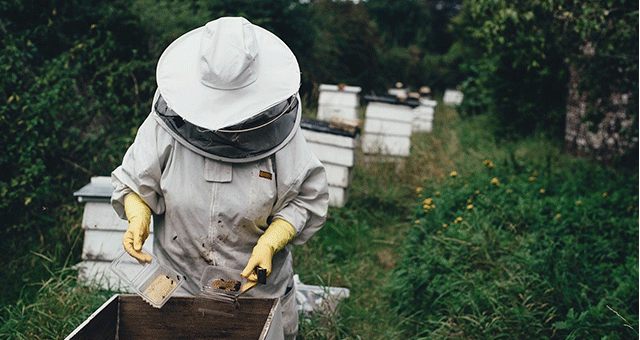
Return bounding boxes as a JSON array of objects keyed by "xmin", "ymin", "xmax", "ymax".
[
  {"xmin": 361, "ymin": 95, "xmax": 419, "ymax": 157},
  {"xmin": 73, "ymin": 177, "xmax": 154, "ymax": 291},
  {"xmin": 412, "ymin": 98, "xmax": 437, "ymax": 132},
  {"xmin": 64, "ymin": 294, "xmax": 284, "ymax": 340},
  {"xmin": 443, "ymin": 89, "xmax": 464, "ymax": 106},
  {"xmin": 301, "ymin": 117, "xmax": 360, "ymax": 207},
  {"xmin": 317, "ymin": 83, "xmax": 362, "ymax": 121}
]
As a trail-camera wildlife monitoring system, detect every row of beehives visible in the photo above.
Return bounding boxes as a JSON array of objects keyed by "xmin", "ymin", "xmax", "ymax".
[{"xmin": 301, "ymin": 83, "xmax": 438, "ymax": 207}]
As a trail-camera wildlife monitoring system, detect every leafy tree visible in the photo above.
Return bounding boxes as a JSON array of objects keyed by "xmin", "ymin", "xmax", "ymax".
[
  {"xmin": 305, "ymin": 0, "xmax": 380, "ymax": 94},
  {"xmin": 452, "ymin": 0, "xmax": 638, "ymax": 154},
  {"xmin": 0, "ymin": 0, "xmax": 155, "ymax": 305},
  {"xmin": 453, "ymin": 0, "xmax": 569, "ymax": 139}
]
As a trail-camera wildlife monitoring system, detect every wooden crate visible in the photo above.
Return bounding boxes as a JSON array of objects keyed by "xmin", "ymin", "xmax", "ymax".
[
  {"xmin": 73, "ymin": 177, "xmax": 154, "ymax": 291},
  {"xmin": 64, "ymin": 294, "xmax": 284, "ymax": 340},
  {"xmin": 317, "ymin": 84, "xmax": 362, "ymax": 121},
  {"xmin": 301, "ymin": 118, "xmax": 359, "ymax": 207}
]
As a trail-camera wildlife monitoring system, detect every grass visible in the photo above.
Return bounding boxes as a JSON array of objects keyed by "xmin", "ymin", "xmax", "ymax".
[{"xmin": 0, "ymin": 100, "xmax": 637, "ymax": 339}]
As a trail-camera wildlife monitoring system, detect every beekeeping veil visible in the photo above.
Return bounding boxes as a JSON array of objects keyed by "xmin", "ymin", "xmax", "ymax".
[{"xmin": 152, "ymin": 17, "xmax": 301, "ymax": 163}]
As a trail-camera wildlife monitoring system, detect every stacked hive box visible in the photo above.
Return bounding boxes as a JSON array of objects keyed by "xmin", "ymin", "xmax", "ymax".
[
  {"xmin": 412, "ymin": 97, "xmax": 437, "ymax": 132},
  {"xmin": 443, "ymin": 89, "xmax": 464, "ymax": 106},
  {"xmin": 73, "ymin": 176, "xmax": 153, "ymax": 291},
  {"xmin": 301, "ymin": 118, "xmax": 359, "ymax": 207},
  {"xmin": 64, "ymin": 295, "xmax": 284, "ymax": 340},
  {"xmin": 361, "ymin": 95, "xmax": 419, "ymax": 158},
  {"xmin": 317, "ymin": 84, "xmax": 362, "ymax": 121}
]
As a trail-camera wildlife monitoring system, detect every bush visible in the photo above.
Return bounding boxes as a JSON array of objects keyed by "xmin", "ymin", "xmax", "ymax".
[{"xmin": 389, "ymin": 156, "xmax": 638, "ymax": 339}]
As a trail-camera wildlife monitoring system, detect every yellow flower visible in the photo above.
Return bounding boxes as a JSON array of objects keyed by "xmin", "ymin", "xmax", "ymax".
[
  {"xmin": 467, "ymin": 204, "xmax": 474, "ymax": 210},
  {"xmin": 491, "ymin": 178, "xmax": 500, "ymax": 186},
  {"xmin": 474, "ymin": 190, "xmax": 480, "ymax": 195},
  {"xmin": 528, "ymin": 176, "xmax": 536, "ymax": 182},
  {"xmin": 467, "ymin": 198, "xmax": 472, "ymax": 203},
  {"xmin": 576, "ymin": 200, "xmax": 582, "ymax": 206},
  {"xmin": 454, "ymin": 217, "xmax": 463, "ymax": 224},
  {"xmin": 414, "ymin": 219, "xmax": 421, "ymax": 224},
  {"xmin": 442, "ymin": 223, "xmax": 448, "ymax": 228},
  {"xmin": 555, "ymin": 213, "xmax": 561, "ymax": 219},
  {"xmin": 602, "ymin": 192, "xmax": 608, "ymax": 198},
  {"xmin": 423, "ymin": 198, "xmax": 433, "ymax": 205},
  {"xmin": 416, "ymin": 187, "xmax": 423, "ymax": 194},
  {"xmin": 483, "ymin": 160, "xmax": 494, "ymax": 168},
  {"xmin": 450, "ymin": 171, "xmax": 458, "ymax": 178},
  {"xmin": 539, "ymin": 189, "xmax": 545, "ymax": 194}
]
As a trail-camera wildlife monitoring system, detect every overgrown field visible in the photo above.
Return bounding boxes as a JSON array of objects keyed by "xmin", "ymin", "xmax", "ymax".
[{"xmin": 0, "ymin": 103, "xmax": 637, "ymax": 339}]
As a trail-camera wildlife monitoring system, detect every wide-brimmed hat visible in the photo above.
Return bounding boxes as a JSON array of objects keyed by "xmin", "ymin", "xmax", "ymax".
[{"xmin": 156, "ymin": 17, "xmax": 300, "ymax": 131}]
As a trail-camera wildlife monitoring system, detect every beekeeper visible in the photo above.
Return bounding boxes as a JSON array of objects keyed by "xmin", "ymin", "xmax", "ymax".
[{"xmin": 110, "ymin": 17, "xmax": 328, "ymax": 339}]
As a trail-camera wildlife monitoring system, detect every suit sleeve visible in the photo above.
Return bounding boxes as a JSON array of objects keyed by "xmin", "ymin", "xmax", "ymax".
[
  {"xmin": 111, "ymin": 114, "xmax": 173, "ymax": 219},
  {"xmin": 272, "ymin": 128, "xmax": 329, "ymax": 245}
]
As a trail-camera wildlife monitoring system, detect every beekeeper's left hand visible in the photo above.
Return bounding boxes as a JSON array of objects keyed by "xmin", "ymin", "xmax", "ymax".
[{"xmin": 241, "ymin": 218, "xmax": 295, "ymax": 281}]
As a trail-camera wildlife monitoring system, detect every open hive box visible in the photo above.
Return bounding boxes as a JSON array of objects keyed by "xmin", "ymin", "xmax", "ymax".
[{"xmin": 65, "ymin": 294, "xmax": 284, "ymax": 340}]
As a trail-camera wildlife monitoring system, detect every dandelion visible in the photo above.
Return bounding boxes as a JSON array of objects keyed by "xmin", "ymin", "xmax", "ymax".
[
  {"xmin": 467, "ymin": 198, "xmax": 472, "ymax": 203},
  {"xmin": 442, "ymin": 223, "xmax": 448, "ymax": 228},
  {"xmin": 467, "ymin": 204, "xmax": 474, "ymax": 210},
  {"xmin": 555, "ymin": 213, "xmax": 561, "ymax": 219},
  {"xmin": 491, "ymin": 177, "xmax": 500, "ymax": 186},
  {"xmin": 454, "ymin": 217, "xmax": 463, "ymax": 224},
  {"xmin": 483, "ymin": 160, "xmax": 495, "ymax": 168},
  {"xmin": 602, "ymin": 192, "xmax": 608, "ymax": 198},
  {"xmin": 414, "ymin": 219, "xmax": 420, "ymax": 224},
  {"xmin": 474, "ymin": 190, "xmax": 480, "ymax": 195},
  {"xmin": 576, "ymin": 200, "xmax": 582, "ymax": 206},
  {"xmin": 416, "ymin": 187, "xmax": 423, "ymax": 194},
  {"xmin": 539, "ymin": 189, "xmax": 545, "ymax": 194},
  {"xmin": 450, "ymin": 171, "xmax": 458, "ymax": 178},
  {"xmin": 423, "ymin": 198, "xmax": 433, "ymax": 205},
  {"xmin": 528, "ymin": 176, "xmax": 536, "ymax": 182}
]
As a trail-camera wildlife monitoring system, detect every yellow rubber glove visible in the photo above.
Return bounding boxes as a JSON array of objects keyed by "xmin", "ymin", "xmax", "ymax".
[
  {"xmin": 241, "ymin": 218, "xmax": 295, "ymax": 282},
  {"xmin": 122, "ymin": 192, "xmax": 152, "ymax": 263}
]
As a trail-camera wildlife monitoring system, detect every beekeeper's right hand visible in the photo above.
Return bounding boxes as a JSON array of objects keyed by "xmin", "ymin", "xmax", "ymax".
[{"xmin": 123, "ymin": 192, "xmax": 152, "ymax": 263}]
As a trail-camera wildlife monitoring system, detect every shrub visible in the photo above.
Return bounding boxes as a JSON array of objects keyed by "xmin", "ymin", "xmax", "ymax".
[{"xmin": 389, "ymin": 156, "xmax": 638, "ymax": 339}]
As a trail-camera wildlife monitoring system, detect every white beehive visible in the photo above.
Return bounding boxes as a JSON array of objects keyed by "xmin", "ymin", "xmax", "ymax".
[
  {"xmin": 412, "ymin": 98, "xmax": 437, "ymax": 132},
  {"xmin": 73, "ymin": 176, "xmax": 154, "ymax": 291},
  {"xmin": 443, "ymin": 89, "xmax": 464, "ymax": 106},
  {"xmin": 361, "ymin": 98, "xmax": 415, "ymax": 157},
  {"xmin": 301, "ymin": 118, "xmax": 360, "ymax": 207},
  {"xmin": 317, "ymin": 84, "xmax": 362, "ymax": 121}
]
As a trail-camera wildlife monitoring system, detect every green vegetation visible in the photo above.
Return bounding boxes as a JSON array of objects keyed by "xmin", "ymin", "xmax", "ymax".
[{"xmin": 0, "ymin": 0, "xmax": 637, "ymax": 339}]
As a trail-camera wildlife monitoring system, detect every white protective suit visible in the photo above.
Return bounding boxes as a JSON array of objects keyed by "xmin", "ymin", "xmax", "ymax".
[{"xmin": 111, "ymin": 95, "xmax": 329, "ymax": 337}]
